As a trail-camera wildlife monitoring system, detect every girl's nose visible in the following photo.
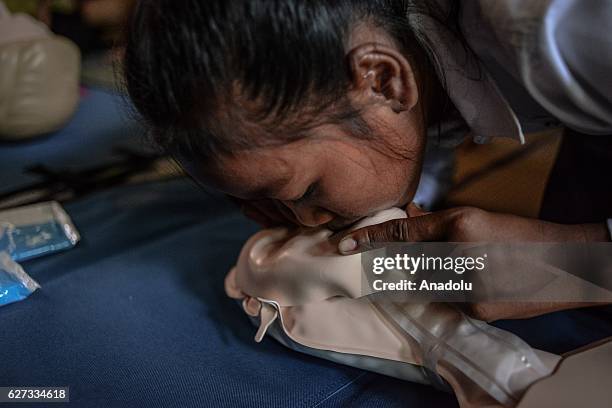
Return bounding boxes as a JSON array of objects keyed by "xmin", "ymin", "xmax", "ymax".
[{"xmin": 281, "ymin": 201, "xmax": 334, "ymax": 227}]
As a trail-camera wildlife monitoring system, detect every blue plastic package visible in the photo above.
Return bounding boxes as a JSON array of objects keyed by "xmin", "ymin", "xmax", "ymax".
[
  {"xmin": 0, "ymin": 223, "xmax": 40, "ymax": 306},
  {"xmin": 0, "ymin": 201, "xmax": 80, "ymax": 262},
  {"xmin": 0, "ymin": 250, "xmax": 40, "ymax": 306},
  {"xmin": 0, "ymin": 201, "xmax": 80, "ymax": 306}
]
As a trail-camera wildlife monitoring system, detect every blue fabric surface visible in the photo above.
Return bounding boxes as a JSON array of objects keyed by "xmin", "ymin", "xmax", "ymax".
[
  {"xmin": 1, "ymin": 178, "xmax": 611, "ymax": 407},
  {"xmin": 0, "ymin": 179, "xmax": 459, "ymax": 408}
]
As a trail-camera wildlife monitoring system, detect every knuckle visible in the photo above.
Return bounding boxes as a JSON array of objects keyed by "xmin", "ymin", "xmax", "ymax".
[
  {"xmin": 361, "ymin": 228, "xmax": 374, "ymax": 247},
  {"xmin": 449, "ymin": 207, "xmax": 483, "ymax": 234},
  {"xmin": 388, "ymin": 219, "xmax": 411, "ymax": 242},
  {"xmin": 353, "ymin": 227, "xmax": 376, "ymax": 250}
]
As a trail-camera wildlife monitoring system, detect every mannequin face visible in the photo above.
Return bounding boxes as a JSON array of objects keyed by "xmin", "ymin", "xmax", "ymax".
[{"xmin": 185, "ymin": 23, "xmax": 427, "ymax": 230}]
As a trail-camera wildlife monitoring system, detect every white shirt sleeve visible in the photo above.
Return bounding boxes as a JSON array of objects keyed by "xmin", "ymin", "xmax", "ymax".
[{"xmin": 515, "ymin": 0, "xmax": 612, "ymax": 135}]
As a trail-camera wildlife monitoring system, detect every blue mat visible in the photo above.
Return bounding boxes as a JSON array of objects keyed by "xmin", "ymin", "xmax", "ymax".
[
  {"xmin": 0, "ymin": 179, "xmax": 459, "ymax": 408},
  {"xmin": 1, "ymin": 178, "xmax": 611, "ymax": 407}
]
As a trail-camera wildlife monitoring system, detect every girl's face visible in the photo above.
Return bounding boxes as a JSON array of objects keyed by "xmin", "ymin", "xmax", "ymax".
[
  {"xmin": 185, "ymin": 23, "xmax": 429, "ymax": 230},
  {"xmin": 187, "ymin": 101, "xmax": 426, "ymax": 231}
]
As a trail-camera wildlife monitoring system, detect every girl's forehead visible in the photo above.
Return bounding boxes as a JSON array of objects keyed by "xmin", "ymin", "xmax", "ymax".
[{"xmin": 185, "ymin": 147, "xmax": 299, "ymax": 196}]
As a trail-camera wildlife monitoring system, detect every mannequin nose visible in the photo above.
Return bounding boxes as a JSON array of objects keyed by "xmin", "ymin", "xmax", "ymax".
[{"xmin": 281, "ymin": 201, "xmax": 334, "ymax": 227}]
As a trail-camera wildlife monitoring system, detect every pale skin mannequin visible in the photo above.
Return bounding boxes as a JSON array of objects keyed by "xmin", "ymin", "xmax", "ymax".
[{"xmin": 185, "ymin": 22, "xmax": 610, "ymax": 321}]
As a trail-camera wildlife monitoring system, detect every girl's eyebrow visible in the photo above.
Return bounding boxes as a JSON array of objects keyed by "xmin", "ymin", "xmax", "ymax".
[
  {"xmin": 243, "ymin": 172, "xmax": 294, "ymax": 199},
  {"xmin": 246, "ymin": 185, "xmax": 283, "ymax": 199}
]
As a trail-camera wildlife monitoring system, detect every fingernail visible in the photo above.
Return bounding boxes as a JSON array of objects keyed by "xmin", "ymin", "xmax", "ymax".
[{"xmin": 338, "ymin": 237, "xmax": 357, "ymax": 253}]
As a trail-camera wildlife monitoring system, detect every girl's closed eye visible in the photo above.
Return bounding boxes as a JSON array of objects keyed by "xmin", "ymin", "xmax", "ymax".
[{"xmin": 294, "ymin": 183, "xmax": 318, "ymax": 203}]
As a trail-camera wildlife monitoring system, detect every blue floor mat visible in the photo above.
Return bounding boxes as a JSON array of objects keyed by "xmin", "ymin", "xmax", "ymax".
[{"xmin": 0, "ymin": 179, "xmax": 459, "ymax": 408}]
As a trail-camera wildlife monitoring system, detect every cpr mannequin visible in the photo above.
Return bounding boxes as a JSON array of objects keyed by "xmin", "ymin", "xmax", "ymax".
[
  {"xmin": 225, "ymin": 209, "xmax": 563, "ymax": 408},
  {"xmin": 0, "ymin": 2, "xmax": 80, "ymax": 140}
]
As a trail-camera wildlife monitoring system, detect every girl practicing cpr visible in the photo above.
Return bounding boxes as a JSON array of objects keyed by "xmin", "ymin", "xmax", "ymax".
[{"xmin": 123, "ymin": 1, "xmax": 612, "ymax": 320}]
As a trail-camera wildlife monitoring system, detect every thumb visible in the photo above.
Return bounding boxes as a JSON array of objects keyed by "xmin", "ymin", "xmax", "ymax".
[{"xmin": 338, "ymin": 213, "xmax": 448, "ymax": 254}]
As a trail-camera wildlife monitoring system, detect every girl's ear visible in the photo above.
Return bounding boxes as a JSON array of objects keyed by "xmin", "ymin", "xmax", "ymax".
[{"xmin": 347, "ymin": 43, "xmax": 419, "ymax": 113}]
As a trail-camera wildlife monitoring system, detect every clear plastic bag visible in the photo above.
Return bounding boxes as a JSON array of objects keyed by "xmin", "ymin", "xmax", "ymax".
[
  {"xmin": 0, "ymin": 223, "xmax": 40, "ymax": 306},
  {"xmin": 373, "ymin": 301, "xmax": 560, "ymax": 406},
  {"xmin": 0, "ymin": 201, "xmax": 80, "ymax": 262}
]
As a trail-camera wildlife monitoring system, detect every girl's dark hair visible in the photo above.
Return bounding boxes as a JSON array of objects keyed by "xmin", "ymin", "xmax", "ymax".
[{"xmin": 124, "ymin": 0, "xmax": 466, "ymax": 162}]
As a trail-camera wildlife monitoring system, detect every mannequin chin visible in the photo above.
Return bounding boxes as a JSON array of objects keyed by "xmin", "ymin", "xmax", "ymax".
[{"xmin": 350, "ymin": 207, "xmax": 407, "ymax": 230}]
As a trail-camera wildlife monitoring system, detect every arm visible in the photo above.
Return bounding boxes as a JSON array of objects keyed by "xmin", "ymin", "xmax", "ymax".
[{"xmin": 338, "ymin": 205, "xmax": 611, "ymax": 321}]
